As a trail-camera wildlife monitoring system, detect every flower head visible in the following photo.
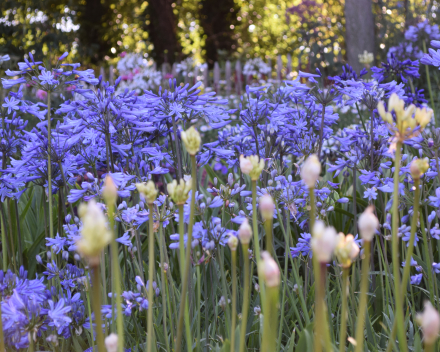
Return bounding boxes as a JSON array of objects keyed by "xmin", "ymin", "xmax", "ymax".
[
  {"xmin": 259, "ymin": 194, "xmax": 274, "ymax": 221},
  {"xmin": 167, "ymin": 178, "xmax": 191, "ymax": 205},
  {"xmin": 136, "ymin": 181, "xmax": 158, "ymax": 204},
  {"xmin": 378, "ymin": 93, "xmax": 432, "ymax": 141},
  {"xmin": 181, "ymin": 126, "xmax": 201, "ymax": 155},
  {"xmin": 238, "ymin": 218, "xmax": 252, "ymax": 245},
  {"xmin": 358, "ymin": 206, "xmax": 379, "ymax": 242},
  {"xmin": 410, "ymin": 158, "xmax": 429, "ymax": 180},
  {"xmin": 240, "ymin": 155, "xmax": 265, "ymax": 181},
  {"xmin": 416, "ymin": 301, "xmax": 440, "ymax": 345},
  {"xmin": 301, "ymin": 154, "xmax": 321, "ymax": 188},
  {"xmin": 260, "ymin": 251, "xmax": 280, "ymax": 287},
  {"xmin": 311, "ymin": 220, "xmax": 337, "ymax": 263},
  {"xmin": 105, "ymin": 333, "xmax": 119, "ymax": 352},
  {"xmin": 76, "ymin": 200, "xmax": 112, "ymax": 262},
  {"xmin": 334, "ymin": 233, "xmax": 360, "ymax": 268},
  {"xmin": 227, "ymin": 235, "xmax": 239, "ymax": 251}
]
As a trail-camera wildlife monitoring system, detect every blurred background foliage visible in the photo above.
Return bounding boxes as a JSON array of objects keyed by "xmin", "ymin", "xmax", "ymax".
[{"xmin": 0, "ymin": 0, "xmax": 437, "ymax": 72}]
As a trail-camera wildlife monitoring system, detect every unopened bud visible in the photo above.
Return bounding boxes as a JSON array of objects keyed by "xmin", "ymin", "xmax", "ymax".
[
  {"xmin": 238, "ymin": 218, "xmax": 252, "ymax": 245},
  {"xmin": 358, "ymin": 206, "xmax": 379, "ymax": 242},
  {"xmin": 104, "ymin": 333, "xmax": 118, "ymax": 352}
]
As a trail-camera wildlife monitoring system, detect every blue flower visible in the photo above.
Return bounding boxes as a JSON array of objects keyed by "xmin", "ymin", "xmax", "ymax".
[{"xmin": 48, "ymin": 298, "xmax": 72, "ymax": 332}]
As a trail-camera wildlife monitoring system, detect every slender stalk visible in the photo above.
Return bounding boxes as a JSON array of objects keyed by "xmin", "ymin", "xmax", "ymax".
[
  {"xmin": 263, "ymin": 219, "xmax": 274, "ymax": 257},
  {"xmin": 176, "ymin": 155, "xmax": 197, "ymax": 352},
  {"xmin": 354, "ymin": 240, "xmax": 371, "ymax": 352},
  {"xmin": 147, "ymin": 203, "xmax": 155, "ymax": 352},
  {"xmin": 390, "ymin": 142, "xmax": 408, "ymax": 352},
  {"xmin": 339, "ymin": 268, "xmax": 349, "ymax": 352},
  {"xmin": 196, "ymin": 264, "xmax": 201, "ymax": 352},
  {"xmin": 252, "ymin": 180, "xmax": 265, "ymax": 303},
  {"xmin": 85, "ymin": 270, "xmax": 96, "ymax": 352},
  {"xmin": 230, "ymin": 248, "xmax": 237, "ymax": 352},
  {"xmin": 47, "ymin": 91, "xmax": 54, "ymax": 239},
  {"xmin": 261, "ymin": 285, "xmax": 280, "ymax": 352},
  {"xmin": 108, "ymin": 202, "xmax": 124, "ymax": 352},
  {"xmin": 370, "ymin": 110, "xmax": 374, "ymax": 173},
  {"xmin": 158, "ymin": 224, "xmax": 171, "ymax": 352},
  {"xmin": 239, "ymin": 243, "xmax": 250, "ymax": 352},
  {"xmin": 91, "ymin": 264, "xmax": 106, "ymax": 352}
]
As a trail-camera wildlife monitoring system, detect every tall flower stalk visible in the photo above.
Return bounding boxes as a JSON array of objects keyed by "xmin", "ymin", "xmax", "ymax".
[
  {"xmin": 104, "ymin": 177, "xmax": 124, "ymax": 352},
  {"xmin": 175, "ymin": 126, "xmax": 200, "ymax": 352},
  {"xmin": 228, "ymin": 236, "xmax": 239, "ymax": 352},
  {"xmin": 238, "ymin": 219, "xmax": 252, "ymax": 352}
]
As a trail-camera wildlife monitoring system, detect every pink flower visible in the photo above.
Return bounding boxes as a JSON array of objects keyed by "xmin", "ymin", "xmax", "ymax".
[
  {"xmin": 120, "ymin": 51, "xmax": 127, "ymax": 58},
  {"xmin": 36, "ymin": 89, "xmax": 47, "ymax": 101}
]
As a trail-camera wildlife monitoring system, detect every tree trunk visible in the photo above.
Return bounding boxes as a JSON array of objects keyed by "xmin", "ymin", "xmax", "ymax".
[
  {"xmin": 146, "ymin": 0, "xmax": 181, "ymax": 65},
  {"xmin": 344, "ymin": 0, "xmax": 375, "ymax": 73}
]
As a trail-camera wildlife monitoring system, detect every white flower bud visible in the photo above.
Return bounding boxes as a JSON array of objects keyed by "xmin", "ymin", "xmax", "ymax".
[
  {"xmin": 105, "ymin": 333, "xmax": 118, "ymax": 352},
  {"xmin": 238, "ymin": 218, "xmax": 252, "ymax": 245},
  {"xmin": 181, "ymin": 126, "xmax": 201, "ymax": 155},
  {"xmin": 167, "ymin": 178, "xmax": 192, "ymax": 205},
  {"xmin": 136, "ymin": 181, "xmax": 158, "ymax": 204},
  {"xmin": 228, "ymin": 235, "xmax": 239, "ymax": 251},
  {"xmin": 76, "ymin": 199, "xmax": 112, "ymax": 262},
  {"xmin": 358, "ymin": 206, "xmax": 379, "ymax": 242},
  {"xmin": 260, "ymin": 251, "xmax": 280, "ymax": 287},
  {"xmin": 311, "ymin": 220, "xmax": 337, "ymax": 263},
  {"xmin": 301, "ymin": 154, "xmax": 321, "ymax": 188},
  {"xmin": 103, "ymin": 175, "xmax": 118, "ymax": 204},
  {"xmin": 417, "ymin": 301, "xmax": 440, "ymax": 345},
  {"xmin": 334, "ymin": 233, "xmax": 359, "ymax": 268},
  {"xmin": 239, "ymin": 155, "xmax": 265, "ymax": 181},
  {"xmin": 259, "ymin": 194, "xmax": 274, "ymax": 221}
]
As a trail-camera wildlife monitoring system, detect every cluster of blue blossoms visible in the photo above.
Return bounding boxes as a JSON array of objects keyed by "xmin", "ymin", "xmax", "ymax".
[{"xmin": 2, "ymin": 20, "xmax": 440, "ymax": 349}]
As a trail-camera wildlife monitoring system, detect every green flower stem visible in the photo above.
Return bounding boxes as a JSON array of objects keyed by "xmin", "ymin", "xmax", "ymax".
[
  {"xmin": 401, "ymin": 179, "xmax": 420, "ymax": 295},
  {"xmin": 108, "ymin": 203, "xmax": 124, "ymax": 352},
  {"xmin": 339, "ymin": 268, "xmax": 349, "ymax": 352},
  {"xmin": 420, "ymin": 212, "xmax": 435, "ymax": 305},
  {"xmin": 196, "ymin": 264, "xmax": 201, "ymax": 352},
  {"xmin": 91, "ymin": 264, "xmax": 106, "ymax": 352},
  {"xmin": 176, "ymin": 154, "xmax": 197, "ymax": 352},
  {"xmin": 239, "ymin": 243, "xmax": 250, "ymax": 352},
  {"xmin": 158, "ymin": 224, "xmax": 171, "ymax": 352},
  {"xmin": 147, "ymin": 203, "xmax": 155, "ymax": 352},
  {"xmin": 425, "ymin": 342, "xmax": 435, "ymax": 352},
  {"xmin": 85, "ymin": 271, "xmax": 96, "ymax": 352},
  {"xmin": 310, "ymin": 187, "xmax": 324, "ymax": 352},
  {"xmin": 230, "ymin": 248, "xmax": 237, "ymax": 352},
  {"xmin": 178, "ymin": 205, "xmax": 185, "ymax": 277},
  {"xmin": 423, "ymin": 41, "xmax": 437, "ymax": 126},
  {"xmin": 390, "ymin": 141, "xmax": 408, "ymax": 352},
  {"xmin": 263, "ymin": 219, "xmax": 274, "ymax": 257},
  {"xmin": 261, "ymin": 286, "xmax": 279, "ymax": 352},
  {"xmin": 47, "ymin": 91, "xmax": 54, "ymax": 240},
  {"xmin": 354, "ymin": 240, "xmax": 371, "ymax": 352},
  {"xmin": 252, "ymin": 180, "xmax": 265, "ymax": 304}
]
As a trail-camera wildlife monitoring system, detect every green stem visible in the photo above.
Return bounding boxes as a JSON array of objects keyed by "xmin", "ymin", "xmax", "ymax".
[
  {"xmin": 147, "ymin": 204, "xmax": 155, "ymax": 352},
  {"xmin": 176, "ymin": 155, "xmax": 197, "ymax": 352},
  {"xmin": 252, "ymin": 180, "xmax": 265, "ymax": 304},
  {"xmin": 239, "ymin": 243, "xmax": 250, "ymax": 352},
  {"xmin": 158, "ymin": 224, "xmax": 171, "ymax": 352},
  {"xmin": 263, "ymin": 219, "xmax": 274, "ymax": 257},
  {"xmin": 339, "ymin": 268, "xmax": 349, "ymax": 352},
  {"xmin": 109, "ymin": 203, "xmax": 124, "ymax": 352},
  {"xmin": 91, "ymin": 264, "xmax": 106, "ymax": 352},
  {"xmin": 354, "ymin": 240, "xmax": 371, "ymax": 352},
  {"xmin": 261, "ymin": 286, "xmax": 280, "ymax": 352},
  {"xmin": 85, "ymin": 270, "xmax": 96, "ymax": 352},
  {"xmin": 420, "ymin": 212, "xmax": 435, "ymax": 305},
  {"xmin": 230, "ymin": 249, "xmax": 237, "ymax": 352},
  {"xmin": 390, "ymin": 141, "xmax": 408, "ymax": 352}
]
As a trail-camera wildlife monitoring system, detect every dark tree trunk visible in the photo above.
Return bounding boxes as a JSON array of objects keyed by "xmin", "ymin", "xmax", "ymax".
[
  {"xmin": 199, "ymin": 0, "xmax": 238, "ymax": 67},
  {"xmin": 77, "ymin": 0, "xmax": 114, "ymax": 64},
  {"xmin": 344, "ymin": 0, "xmax": 375, "ymax": 73},
  {"xmin": 146, "ymin": 0, "xmax": 181, "ymax": 65}
]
